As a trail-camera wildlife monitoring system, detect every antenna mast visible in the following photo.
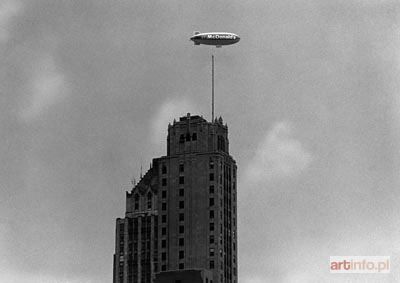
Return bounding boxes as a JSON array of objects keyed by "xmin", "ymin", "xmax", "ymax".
[{"xmin": 212, "ymin": 55, "xmax": 215, "ymax": 122}]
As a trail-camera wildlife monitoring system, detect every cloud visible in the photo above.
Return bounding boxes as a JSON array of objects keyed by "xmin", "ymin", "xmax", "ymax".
[
  {"xmin": 20, "ymin": 55, "xmax": 67, "ymax": 121},
  {"xmin": 241, "ymin": 277, "xmax": 266, "ymax": 283},
  {"xmin": 150, "ymin": 98, "xmax": 196, "ymax": 153},
  {"xmin": 0, "ymin": 0, "xmax": 22, "ymax": 42},
  {"xmin": 0, "ymin": 269, "xmax": 94, "ymax": 283},
  {"xmin": 245, "ymin": 121, "xmax": 312, "ymax": 182}
]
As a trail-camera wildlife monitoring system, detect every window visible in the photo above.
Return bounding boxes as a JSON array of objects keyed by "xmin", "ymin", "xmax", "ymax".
[
  {"xmin": 162, "ymin": 252, "xmax": 166, "ymax": 260},
  {"xmin": 209, "ymin": 223, "xmax": 214, "ymax": 231},
  {"xmin": 186, "ymin": 132, "xmax": 191, "ymax": 141},
  {"xmin": 162, "ymin": 227, "xmax": 166, "ymax": 235},
  {"xmin": 209, "ymin": 210, "xmax": 214, "ymax": 219},
  {"xmin": 179, "ymin": 176, "xmax": 184, "ymax": 184},
  {"xmin": 217, "ymin": 135, "xmax": 225, "ymax": 151},
  {"xmin": 179, "ymin": 238, "xmax": 184, "ymax": 246},
  {"xmin": 162, "ymin": 190, "xmax": 167, "ymax": 199},
  {"xmin": 179, "ymin": 213, "xmax": 184, "ymax": 221},
  {"xmin": 209, "ymin": 235, "xmax": 214, "ymax": 244},
  {"xmin": 179, "ymin": 225, "xmax": 184, "ymax": 234},
  {"xmin": 134, "ymin": 194, "xmax": 139, "ymax": 210},
  {"xmin": 209, "ymin": 198, "xmax": 214, "ymax": 206},
  {"xmin": 209, "ymin": 158, "xmax": 214, "ymax": 169},
  {"xmin": 147, "ymin": 192, "xmax": 152, "ymax": 209},
  {"xmin": 209, "ymin": 185, "xmax": 214, "ymax": 194},
  {"xmin": 162, "ymin": 203, "xmax": 167, "ymax": 211},
  {"xmin": 209, "ymin": 248, "xmax": 215, "ymax": 257},
  {"xmin": 179, "ymin": 134, "xmax": 185, "ymax": 144},
  {"xmin": 179, "ymin": 263, "xmax": 184, "ymax": 270},
  {"xmin": 179, "ymin": 250, "xmax": 184, "ymax": 259},
  {"xmin": 179, "ymin": 188, "xmax": 184, "ymax": 197},
  {"xmin": 162, "ymin": 165, "xmax": 167, "ymax": 174},
  {"xmin": 192, "ymin": 132, "xmax": 197, "ymax": 141},
  {"xmin": 179, "ymin": 201, "xmax": 184, "ymax": 209},
  {"xmin": 162, "ymin": 215, "xmax": 167, "ymax": 223},
  {"xmin": 161, "ymin": 265, "xmax": 166, "ymax": 271},
  {"xmin": 161, "ymin": 239, "xmax": 166, "ymax": 248},
  {"xmin": 210, "ymin": 260, "xmax": 215, "ymax": 269},
  {"xmin": 209, "ymin": 173, "xmax": 214, "ymax": 181},
  {"xmin": 179, "ymin": 163, "xmax": 184, "ymax": 173},
  {"xmin": 162, "ymin": 178, "xmax": 167, "ymax": 186}
]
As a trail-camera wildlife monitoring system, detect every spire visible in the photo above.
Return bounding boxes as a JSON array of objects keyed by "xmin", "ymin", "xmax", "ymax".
[{"xmin": 186, "ymin": 113, "xmax": 190, "ymax": 133}]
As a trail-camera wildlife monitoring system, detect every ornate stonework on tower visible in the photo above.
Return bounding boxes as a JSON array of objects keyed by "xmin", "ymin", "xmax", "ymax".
[{"xmin": 113, "ymin": 114, "xmax": 238, "ymax": 283}]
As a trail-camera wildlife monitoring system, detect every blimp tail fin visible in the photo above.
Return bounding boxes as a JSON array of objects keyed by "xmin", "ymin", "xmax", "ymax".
[{"xmin": 194, "ymin": 31, "xmax": 200, "ymax": 35}]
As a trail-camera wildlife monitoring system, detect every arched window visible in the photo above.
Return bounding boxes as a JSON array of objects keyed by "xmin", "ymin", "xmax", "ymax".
[
  {"xmin": 179, "ymin": 134, "xmax": 185, "ymax": 144},
  {"xmin": 134, "ymin": 194, "xmax": 139, "ymax": 210},
  {"xmin": 186, "ymin": 132, "xmax": 191, "ymax": 141},
  {"xmin": 147, "ymin": 192, "xmax": 152, "ymax": 209}
]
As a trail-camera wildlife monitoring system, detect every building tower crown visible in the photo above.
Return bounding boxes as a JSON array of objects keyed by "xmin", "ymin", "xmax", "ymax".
[{"xmin": 166, "ymin": 113, "xmax": 229, "ymax": 156}]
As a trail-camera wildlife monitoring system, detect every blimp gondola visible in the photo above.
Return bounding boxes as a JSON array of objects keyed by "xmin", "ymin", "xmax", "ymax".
[{"xmin": 190, "ymin": 31, "xmax": 240, "ymax": 48}]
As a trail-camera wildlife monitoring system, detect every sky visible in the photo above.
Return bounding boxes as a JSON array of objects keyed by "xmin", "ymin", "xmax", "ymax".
[{"xmin": 1, "ymin": 0, "xmax": 400, "ymax": 282}]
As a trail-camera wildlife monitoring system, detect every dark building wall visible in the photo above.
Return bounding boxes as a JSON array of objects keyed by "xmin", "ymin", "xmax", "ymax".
[
  {"xmin": 113, "ymin": 114, "xmax": 237, "ymax": 283},
  {"xmin": 154, "ymin": 269, "xmax": 212, "ymax": 283}
]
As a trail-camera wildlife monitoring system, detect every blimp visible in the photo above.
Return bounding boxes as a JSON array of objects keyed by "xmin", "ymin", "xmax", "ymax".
[{"xmin": 190, "ymin": 31, "xmax": 240, "ymax": 48}]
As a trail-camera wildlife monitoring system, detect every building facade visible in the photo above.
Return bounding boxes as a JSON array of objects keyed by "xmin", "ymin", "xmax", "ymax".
[{"xmin": 113, "ymin": 114, "xmax": 238, "ymax": 283}]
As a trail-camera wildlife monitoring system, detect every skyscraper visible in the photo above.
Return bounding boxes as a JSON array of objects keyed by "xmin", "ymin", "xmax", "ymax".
[{"xmin": 113, "ymin": 113, "xmax": 238, "ymax": 283}]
